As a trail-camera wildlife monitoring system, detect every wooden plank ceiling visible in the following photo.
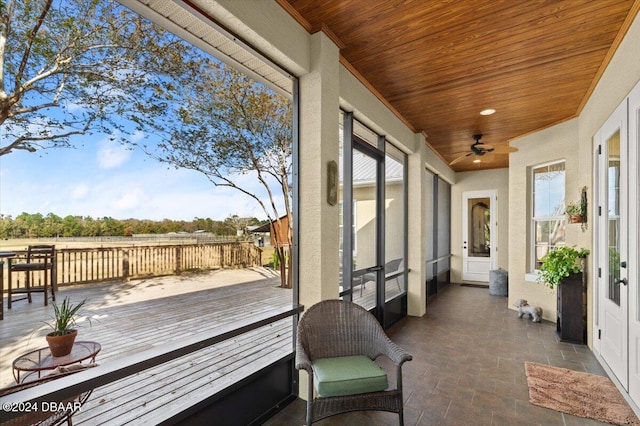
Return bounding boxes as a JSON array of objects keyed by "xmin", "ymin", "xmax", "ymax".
[{"xmin": 278, "ymin": 0, "xmax": 639, "ymax": 171}]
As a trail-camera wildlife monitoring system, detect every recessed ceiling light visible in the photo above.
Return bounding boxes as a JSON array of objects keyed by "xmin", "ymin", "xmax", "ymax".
[
  {"xmin": 480, "ymin": 109, "xmax": 496, "ymax": 116},
  {"xmin": 473, "ymin": 158, "xmax": 482, "ymax": 163}
]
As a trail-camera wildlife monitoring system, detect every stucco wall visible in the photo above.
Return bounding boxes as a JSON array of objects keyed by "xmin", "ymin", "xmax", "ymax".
[
  {"xmin": 508, "ymin": 119, "xmax": 580, "ymax": 322},
  {"xmin": 507, "ymin": 9, "xmax": 640, "ymax": 345},
  {"xmin": 451, "ymin": 168, "xmax": 509, "ymax": 283}
]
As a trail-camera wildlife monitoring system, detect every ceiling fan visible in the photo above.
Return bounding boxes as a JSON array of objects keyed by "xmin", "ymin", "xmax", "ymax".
[{"xmin": 449, "ymin": 134, "xmax": 517, "ymax": 166}]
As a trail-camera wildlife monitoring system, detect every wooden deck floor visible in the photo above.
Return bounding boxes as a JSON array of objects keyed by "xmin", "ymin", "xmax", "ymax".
[
  {"xmin": 0, "ymin": 267, "xmax": 403, "ymax": 424},
  {"xmin": 0, "ymin": 267, "xmax": 293, "ymax": 424}
]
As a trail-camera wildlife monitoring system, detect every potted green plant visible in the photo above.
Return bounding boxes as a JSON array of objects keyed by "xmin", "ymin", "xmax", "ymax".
[
  {"xmin": 537, "ymin": 246, "xmax": 590, "ymax": 289},
  {"xmin": 565, "ymin": 201, "xmax": 585, "ymax": 223},
  {"xmin": 45, "ymin": 298, "xmax": 87, "ymax": 357}
]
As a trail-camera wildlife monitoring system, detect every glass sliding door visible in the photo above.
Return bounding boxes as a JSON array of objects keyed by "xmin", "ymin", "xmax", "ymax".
[
  {"xmin": 350, "ymin": 143, "xmax": 382, "ymax": 312},
  {"xmin": 436, "ymin": 178, "xmax": 452, "ymax": 290},
  {"xmin": 425, "ymin": 172, "xmax": 451, "ymax": 298},
  {"xmin": 425, "ymin": 170, "xmax": 437, "ymax": 297},
  {"xmin": 340, "ymin": 111, "xmax": 381, "ymax": 310},
  {"xmin": 339, "ymin": 111, "xmax": 407, "ymax": 327},
  {"xmin": 384, "ymin": 143, "xmax": 408, "ymax": 326},
  {"xmin": 384, "ymin": 143, "xmax": 406, "ymax": 300}
]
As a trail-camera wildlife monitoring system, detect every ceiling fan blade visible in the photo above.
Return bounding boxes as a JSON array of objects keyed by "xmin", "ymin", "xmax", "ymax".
[
  {"xmin": 450, "ymin": 136, "xmax": 517, "ymax": 167},
  {"xmin": 491, "ymin": 145, "xmax": 518, "ymax": 154},
  {"xmin": 452, "ymin": 152, "xmax": 497, "ymax": 166},
  {"xmin": 481, "ymin": 152, "xmax": 496, "ymax": 163},
  {"xmin": 449, "ymin": 152, "xmax": 472, "ymax": 165}
]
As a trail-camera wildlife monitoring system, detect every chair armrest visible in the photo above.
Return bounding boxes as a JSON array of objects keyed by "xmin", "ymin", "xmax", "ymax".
[
  {"xmin": 362, "ymin": 273, "xmax": 376, "ymax": 282},
  {"xmin": 295, "ymin": 340, "xmax": 313, "ymax": 373},
  {"xmin": 376, "ymin": 336, "xmax": 412, "ymax": 366}
]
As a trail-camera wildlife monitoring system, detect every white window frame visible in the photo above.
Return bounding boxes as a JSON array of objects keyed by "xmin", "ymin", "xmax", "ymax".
[{"xmin": 530, "ymin": 160, "xmax": 566, "ymax": 275}]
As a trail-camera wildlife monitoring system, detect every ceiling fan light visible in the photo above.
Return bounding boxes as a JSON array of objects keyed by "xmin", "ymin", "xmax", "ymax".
[
  {"xmin": 473, "ymin": 158, "xmax": 482, "ymax": 163},
  {"xmin": 480, "ymin": 109, "xmax": 496, "ymax": 115}
]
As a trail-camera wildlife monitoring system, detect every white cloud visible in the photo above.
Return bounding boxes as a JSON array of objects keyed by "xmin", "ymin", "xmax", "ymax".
[
  {"xmin": 71, "ymin": 183, "xmax": 89, "ymax": 199},
  {"xmin": 97, "ymin": 135, "xmax": 132, "ymax": 169},
  {"xmin": 63, "ymin": 101, "xmax": 85, "ymax": 113},
  {"xmin": 0, "ymin": 143, "xmax": 284, "ymax": 221},
  {"xmin": 114, "ymin": 187, "xmax": 148, "ymax": 212},
  {"xmin": 130, "ymin": 130, "xmax": 145, "ymax": 144}
]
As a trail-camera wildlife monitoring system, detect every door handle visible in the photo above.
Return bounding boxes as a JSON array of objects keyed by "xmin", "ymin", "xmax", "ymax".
[{"xmin": 615, "ymin": 278, "xmax": 628, "ymax": 286}]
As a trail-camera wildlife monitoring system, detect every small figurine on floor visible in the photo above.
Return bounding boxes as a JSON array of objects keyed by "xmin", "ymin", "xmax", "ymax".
[{"xmin": 515, "ymin": 299, "xmax": 542, "ymax": 323}]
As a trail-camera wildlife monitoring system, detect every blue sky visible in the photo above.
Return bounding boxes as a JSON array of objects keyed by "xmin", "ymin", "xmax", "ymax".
[
  {"xmin": 1, "ymin": 1, "xmax": 289, "ymax": 223},
  {"xmin": 0, "ymin": 135, "xmax": 272, "ymax": 221}
]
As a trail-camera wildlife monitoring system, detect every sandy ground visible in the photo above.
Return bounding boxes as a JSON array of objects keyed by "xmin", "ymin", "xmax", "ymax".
[{"xmin": 82, "ymin": 266, "xmax": 282, "ymax": 304}]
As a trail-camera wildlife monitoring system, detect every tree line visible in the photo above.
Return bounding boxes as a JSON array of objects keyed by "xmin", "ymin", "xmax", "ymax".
[
  {"xmin": 0, "ymin": 213, "xmax": 264, "ymax": 239},
  {"xmin": 1, "ymin": 1, "xmax": 292, "ymax": 286}
]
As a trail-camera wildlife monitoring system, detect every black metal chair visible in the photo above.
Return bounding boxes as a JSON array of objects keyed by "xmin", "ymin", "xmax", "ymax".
[
  {"xmin": 360, "ymin": 258, "xmax": 404, "ymax": 295},
  {"xmin": 8, "ymin": 245, "xmax": 56, "ymax": 309},
  {"xmin": 0, "ymin": 369, "xmax": 94, "ymax": 426}
]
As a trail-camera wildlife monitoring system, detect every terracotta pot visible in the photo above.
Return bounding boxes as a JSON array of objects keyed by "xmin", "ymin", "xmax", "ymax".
[
  {"xmin": 569, "ymin": 214, "xmax": 583, "ymax": 224},
  {"xmin": 46, "ymin": 329, "xmax": 78, "ymax": 357}
]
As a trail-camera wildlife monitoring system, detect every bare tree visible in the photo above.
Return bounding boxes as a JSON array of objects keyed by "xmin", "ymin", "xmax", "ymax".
[
  {"xmin": 2, "ymin": 0, "xmax": 294, "ymax": 286},
  {"xmin": 0, "ymin": 0, "xmax": 199, "ymax": 155},
  {"xmin": 145, "ymin": 64, "xmax": 293, "ymax": 287}
]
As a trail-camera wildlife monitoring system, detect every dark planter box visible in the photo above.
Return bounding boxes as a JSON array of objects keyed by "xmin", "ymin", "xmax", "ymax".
[{"xmin": 556, "ymin": 272, "xmax": 586, "ymax": 344}]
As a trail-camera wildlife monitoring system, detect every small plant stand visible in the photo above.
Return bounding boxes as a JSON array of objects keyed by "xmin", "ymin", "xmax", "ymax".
[{"xmin": 556, "ymin": 272, "xmax": 587, "ymax": 344}]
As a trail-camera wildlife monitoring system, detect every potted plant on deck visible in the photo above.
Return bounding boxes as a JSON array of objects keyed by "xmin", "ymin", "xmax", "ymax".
[
  {"xmin": 45, "ymin": 298, "xmax": 87, "ymax": 357},
  {"xmin": 538, "ymin": 246, "xmax": 590, "ymax": 343}
]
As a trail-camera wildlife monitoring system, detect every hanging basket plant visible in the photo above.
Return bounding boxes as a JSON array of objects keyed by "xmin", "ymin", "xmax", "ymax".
[
  {"xmin": 565, "ymin": 201, "xmax": 584, "ymax": 223},
  {"xmin": 565, "ymin": 186, "xmax": 588, "ymax": 226}
]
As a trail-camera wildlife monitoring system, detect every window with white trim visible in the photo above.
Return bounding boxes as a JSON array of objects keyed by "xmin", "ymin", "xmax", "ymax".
[{"xmin": 531, "ymin": 161, "xmax": 566, "ymax": 271}]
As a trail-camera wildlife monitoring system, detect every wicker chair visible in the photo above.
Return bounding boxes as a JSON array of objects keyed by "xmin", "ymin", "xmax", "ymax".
[{"xmin": 296, "ymin": 299, "xmax": 412, "ymax": 425}]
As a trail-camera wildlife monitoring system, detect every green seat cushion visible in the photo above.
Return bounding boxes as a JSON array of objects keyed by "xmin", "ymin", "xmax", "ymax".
[{"xmin": 313, "ymin": 355, "xmax": 388, "ymax": 397}]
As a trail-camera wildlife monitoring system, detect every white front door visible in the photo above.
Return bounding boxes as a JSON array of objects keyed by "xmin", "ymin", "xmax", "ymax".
[
  {"xmin": 628, "ymin": 81, "xmax": 640, "ymax": 403},
  {"xmin": 462, "ymin": 190, "xmax": 497, "ymax": 282},
  {"xmin": 596, "ymin": 100, "xmax": 628, "ymax": 389}
]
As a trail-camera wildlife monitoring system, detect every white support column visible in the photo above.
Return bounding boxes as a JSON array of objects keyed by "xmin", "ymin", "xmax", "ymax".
[
  {"xmin": 407, "ymin": 137, "xmax": 428, "ymax": 316},
  {"xmin": 298, "ymin": 31, "xmax": 341, "ymax": 309},
  {"xmin": 297, "ymin": 30, "xmax": 341, "ymax": 402}
]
